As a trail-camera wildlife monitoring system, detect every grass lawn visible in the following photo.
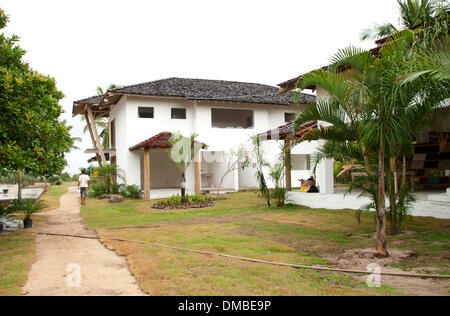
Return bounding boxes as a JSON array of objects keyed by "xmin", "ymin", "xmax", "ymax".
[
  {"xmin": 0, "ymin": 183, "xmax": 70, "ymax": 296},
  {"xmin": 81, "ymin": 191, "xmax": 450, "ymax": 295}
]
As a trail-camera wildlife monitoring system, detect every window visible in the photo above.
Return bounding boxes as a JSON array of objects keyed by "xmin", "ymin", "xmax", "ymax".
[
  {"xmin": 171, "ymin": 108, "xmax": 186, "ymax": 119},
  {"xmin": 211, "ymin": 108, "xmax": 254, "ymax": 129},
  {"xmin": 138, "ymin": 107, "xmax": 154, "ymax": 118},
  {"xmin": 285, "ymin": 112, "xmax": 297, "ymax": 122}
]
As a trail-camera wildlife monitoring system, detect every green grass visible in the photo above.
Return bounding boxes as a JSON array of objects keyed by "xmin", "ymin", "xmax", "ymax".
[
  {"xmin": 80, "ymin": 191, "xmax": 450, "ymax": 296},
  {"xmin": 0, "ymin": 231, "xmax": 35, "ymax": 295},
  {"xmin": 0, "ymin": 183, "xmax": 69, "ymax": 296}
]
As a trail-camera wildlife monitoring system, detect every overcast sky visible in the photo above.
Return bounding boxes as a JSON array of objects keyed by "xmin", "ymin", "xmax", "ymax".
[{"xmin": 1, "ymin": 0, "xmax": 400, "ymax": 174}]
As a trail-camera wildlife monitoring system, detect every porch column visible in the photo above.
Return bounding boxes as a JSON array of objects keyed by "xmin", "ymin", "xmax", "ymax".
[
  {"xmin": 284, "ymin": 141, "xmax": 292, "ymax": 191},
  {"xmin": 195, "ymin": 151, "xmax": 201, "ymax": 194},
  {"xmin": 144, "ymin": 148, "xmax": 151, "ymax": 200}
]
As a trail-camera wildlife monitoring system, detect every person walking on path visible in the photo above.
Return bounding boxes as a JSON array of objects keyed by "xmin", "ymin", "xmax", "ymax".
[{"xmin": 78, "ymin": 170, "xmax": 90, "ymax": 205}]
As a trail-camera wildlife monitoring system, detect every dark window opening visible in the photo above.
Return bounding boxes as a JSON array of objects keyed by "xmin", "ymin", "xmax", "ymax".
[
  {"xmin": 171, "ymin": 108, "xmax": 186, "ymax": 119},
  {"xmin": 110, "ymin": 120, "xmax": 116, "ymax": 149},
  {"xmin": 285, "ymin": 112, "xmax": 297, "ymax": 122},
  {"xmin": 211, "ymin": 108, "xmax": 254, "ymax": 129},
  {"xmin": 138, "ymin": 107, "xmax": 154, "ymax": 118}
]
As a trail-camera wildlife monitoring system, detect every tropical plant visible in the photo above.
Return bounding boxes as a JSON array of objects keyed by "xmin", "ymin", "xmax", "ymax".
[
  {"xmin": 124, "ymin": 184, "xmax": 143, "ymax": 199},
  {"xmin": 216, "ymin": 146, "xmax": 251, "ymax": 199},
  {"xmin": 168, "ymin": 132, "xmax": 204, "ymax": 197},
  {"xmin": 21, "ymin": 199, "xmax": 44, "ymax": 220},
  {"xmin": 92, "ymin": 164, "xmax": 125, "ymax": 194},
  {"xmin": 268, "ymin": 162, "xmax": 286, "ymax": 207},
  {"xmin": 89, "ymin": 183, "xmax": 108, "ymax": 197},
  {"xmin": 360, "ymin": 0, "xmax": 445, "ymax": 41},
  {"xmin": 293, "ymin": 25, "xmax": 449, "ymax": 254},
  {"xmin": 250, "ymin": 136, "xmax": 271, "ymax": 207},
  {"xmin": 110, "ymin": 183, "xmax": 124, "ymax": 195}
]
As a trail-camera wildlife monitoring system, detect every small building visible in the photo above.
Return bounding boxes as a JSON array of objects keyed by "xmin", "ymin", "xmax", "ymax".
[{"xmin": 73, "ymin": 78, "xmax": 335, "ymax": 198}]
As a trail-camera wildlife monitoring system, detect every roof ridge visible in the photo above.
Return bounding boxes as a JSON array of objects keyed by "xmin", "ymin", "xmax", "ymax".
[{"xmin": 108, "ymin": 77, "xmax": 281, "ymax": 93}]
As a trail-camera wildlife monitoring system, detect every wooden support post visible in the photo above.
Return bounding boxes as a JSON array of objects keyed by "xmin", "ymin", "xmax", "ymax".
[
  {"xmin": 84, "ymin": 112, "xmax": 100, "ymax": 165},
  {"xmin": 284, "ymin": 141, "xmax": 292, "ymax": 191},
  {"xmin": 144, "ymin": 148, "xmax": 151, "ymax": 200},
  {"xmin": 195, "ymin": 151, "xmax": 201, "ymax": 194},
  {"xmin": 86, "ymin": 107, "xmax": 107, "ymax": 165}
]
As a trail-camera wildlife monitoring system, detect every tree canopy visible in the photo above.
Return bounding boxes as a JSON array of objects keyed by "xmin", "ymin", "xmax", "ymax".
[{"xmin": 0, "ymin": 8, "xmax": 73, "ymax": 177}]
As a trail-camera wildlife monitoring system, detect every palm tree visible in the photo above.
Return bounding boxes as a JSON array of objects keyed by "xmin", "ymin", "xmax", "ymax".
[
  {"xmin": 295, "ymin": 26, "xmax": 449, "ymax": 252},
  {"xmin": 168, "ymin": 132, "xmax": 203, "ymax": 197},
  {"xmin": 360, "ymin": 0, "xmax": 443, "ymax": 41}
]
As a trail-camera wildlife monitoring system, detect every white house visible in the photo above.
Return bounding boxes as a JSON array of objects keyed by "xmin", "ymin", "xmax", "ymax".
[{"xmin": 73, "ymin": 78, "xmax": 334, "ymax": 198}]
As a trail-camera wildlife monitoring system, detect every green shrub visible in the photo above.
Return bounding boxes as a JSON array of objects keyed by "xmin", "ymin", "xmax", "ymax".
[
  {"xmin": 55, "ymin": 180, "xmax": 62, "ymax": 185},
  {"xmin": 60, "ymin": 172, "xmax": 71, "ymax": 182},
  {"xmin": 90, "ymin": 183, "xmax": 108, "ymax": 197},
  {"xmin": 124, "ymin": 185, "xmax": 143, "ymax": 199},
  {"xmin": 7, "ymin": 199, "xmax": 25, "ymax": 212},
  {"xmin": 155, "ymin": 194, "xmax": 214, "ymax": 208},
  {"xmin": 111, "ymin": 183, "xmax": 125, "ymax": 195},
  {"xmin": 22, "ymin": 199, "xmax": 44, "ymax": 220}
]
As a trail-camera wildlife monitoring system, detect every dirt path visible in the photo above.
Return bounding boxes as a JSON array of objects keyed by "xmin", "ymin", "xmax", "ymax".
[{"xmin": 23, "ymin": 187, "xmax": 145, "ymax": 296}]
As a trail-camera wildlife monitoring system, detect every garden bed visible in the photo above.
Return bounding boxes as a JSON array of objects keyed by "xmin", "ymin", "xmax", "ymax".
[
  {"xmin": 152, "ymin": 194, "xmax": 215, "ymax": 210},
  {"xmin": 152, "ymin": 202, "xmax": 215, "ymax": 210}
]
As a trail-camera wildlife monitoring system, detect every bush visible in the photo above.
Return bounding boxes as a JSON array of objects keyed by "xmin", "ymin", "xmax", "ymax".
[
  {"xmin": 7, "ymin": 199, "xmax": 25, "ymax": 212},
  {"xmin": 21, "ymin": 199, "xmax": 44, "ymax": 220},
  {"xmin": 47, "ymin": 175, "xmax": 60, "ymax": 183},
  {"xmin": 111, "ymin": 183, "xmax": 125, "ymax": 195},
  {"xmin": 55, "ymin": 181, "xmax": 62, "ymax": 185},
  {"xmin": 60, "ymin": 172, "xmax": 71, "ymax": 182},
  {"xmin": 90, "ymin": 183, "xmax": 108, "ymax": 197},
  {"xmin": 124, "ymin": 185, "xmax": 143, "ymax": 199},
  {"xmin": 154, "ymin": 194, "xmax": 215, "ymax": 209}
]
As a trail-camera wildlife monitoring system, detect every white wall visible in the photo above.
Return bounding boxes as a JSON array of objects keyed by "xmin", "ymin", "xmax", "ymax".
[
  {"xmin": 314, "ymin": 87, "xmax": 335, "ymax": 193},
  {"xmin": 110, "ymin": 95, "xmax": 313, "ymax": 190}
]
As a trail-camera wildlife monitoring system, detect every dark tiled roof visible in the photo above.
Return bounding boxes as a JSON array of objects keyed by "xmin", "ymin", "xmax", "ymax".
[
  {"xmin": 278, "ymin": 46, "xmax": 383, "ymax": 92},
  {"xmin": 258, "ymin": 120, "xmax": 318, "ymax": 141},
  {"xmin": 110, "ymin": 78, "xmax": 316, "ymax": 105},
  {"xmin": 74, "ymin": 95, "xmax": 103, "ymax": 105},
  {"xmin": 129, "ymin": 132, "xmax": 173, "ymax": 151}
]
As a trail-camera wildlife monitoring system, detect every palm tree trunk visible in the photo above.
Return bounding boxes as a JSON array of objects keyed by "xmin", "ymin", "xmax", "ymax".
[
  {"xmin": 362, "ymin": 147, "xmax": 372, "ymax": 173},
  {"xmin": 376, "ymin": 139, "xmax": 389, "ymax": 257},
  {"xmin": 402, "ymin": 155, "xmax": 406, "ymax": 187},
  {"xmin": 181, "ymin": 172, "xmax": 186, "ymax": 197},
  {"xmin": 389, "ymin": 157, "xmax": 398, "ymax": 235}
]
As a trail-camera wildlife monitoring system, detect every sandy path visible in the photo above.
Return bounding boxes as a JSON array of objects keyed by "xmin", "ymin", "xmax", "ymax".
[{"xmin": 23, "ymin": 187, "xmax": 145, "ymax": 296}]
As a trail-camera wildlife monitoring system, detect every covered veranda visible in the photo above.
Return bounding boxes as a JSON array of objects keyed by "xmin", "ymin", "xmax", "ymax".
[
  {"xmin": 128, "ymin": 132, "xmax": 202, "ymax": 200},
  {"xmin": 257, "ymin": 120, "xmax": 329, "ymax": 191}
]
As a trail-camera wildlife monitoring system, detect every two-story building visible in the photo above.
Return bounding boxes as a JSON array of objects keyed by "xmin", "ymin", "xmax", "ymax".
[{"xmin": 73, "ymin": 77, "xmax": 333, "ymax": 198}]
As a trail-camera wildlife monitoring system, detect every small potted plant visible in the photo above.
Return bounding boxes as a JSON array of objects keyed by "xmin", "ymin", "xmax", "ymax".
[{"xmin": 22, "ymin": 199, "xmax": 43, "ymax": 229}]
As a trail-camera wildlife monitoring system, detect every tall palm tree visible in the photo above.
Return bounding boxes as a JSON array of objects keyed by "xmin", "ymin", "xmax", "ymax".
[
  {"xmin": 168, "ymin": 132, "xmax": 203, "ymax": 197},
  {"xmin": 360, "ymin": 0, "xmax": 444, "ymax": 41}
]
